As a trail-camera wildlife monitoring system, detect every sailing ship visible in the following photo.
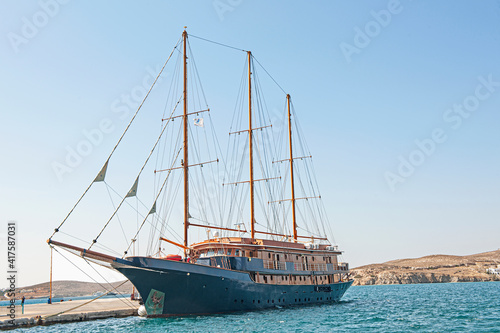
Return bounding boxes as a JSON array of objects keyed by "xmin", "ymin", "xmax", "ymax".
[{"xmin": 48, "ymin": 29, "xmax": 353, "ymax": 316}]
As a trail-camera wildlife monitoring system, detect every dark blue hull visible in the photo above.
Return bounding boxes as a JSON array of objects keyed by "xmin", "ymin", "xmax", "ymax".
[{"xmin": 112, "ymin": 257, "xmax": 353, "ymax": 316}]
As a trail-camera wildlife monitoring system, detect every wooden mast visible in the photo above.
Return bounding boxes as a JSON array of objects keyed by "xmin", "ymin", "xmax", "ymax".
[
  {"xmin": 49, "ymin": 246, "xmax": 53, "ymax": 304},
  {"xmin": 183, "ymin": 29, "xmax": 189, "ymax": 256},
  {"xmin": 287, "ymin": 94, "xmax": 298, "ymax": 241},
  {"xmin": 248, "ymin": 51, "xmax": 255, "ymax": 239}
]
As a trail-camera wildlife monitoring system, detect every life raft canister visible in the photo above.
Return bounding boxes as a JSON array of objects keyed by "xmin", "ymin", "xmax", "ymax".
[{"xmin": 165, "ymin": 254, "xmax": 182, "ymax": 261}]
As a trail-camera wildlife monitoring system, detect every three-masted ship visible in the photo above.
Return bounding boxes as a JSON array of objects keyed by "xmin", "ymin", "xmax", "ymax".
[{"xmin": 48, "ymin": 29, "xmax": 353, "ymax": 316}]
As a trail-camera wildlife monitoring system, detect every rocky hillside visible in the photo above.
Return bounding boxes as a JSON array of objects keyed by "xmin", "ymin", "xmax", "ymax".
[
  {"xmin": 351, "ymin": 249, "xmax": 500, "ymax": 286},
  {"xmin": 1, "ymin": 280, "xmax": 133, "ymax": 299}
]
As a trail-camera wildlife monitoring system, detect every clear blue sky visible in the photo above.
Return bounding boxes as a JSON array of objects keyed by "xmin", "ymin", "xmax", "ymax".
[{"xmin": 1, "ymin": 1, "xmax": 499, "ymax": 288}]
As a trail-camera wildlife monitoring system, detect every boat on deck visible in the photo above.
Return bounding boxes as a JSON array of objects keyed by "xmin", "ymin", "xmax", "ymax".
[{"xmin": 48, "ymin": 29, "xmax": 353, "ymax": 317}]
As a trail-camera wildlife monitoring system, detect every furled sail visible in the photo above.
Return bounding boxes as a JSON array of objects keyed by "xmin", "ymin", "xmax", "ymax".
[
  {"xmin": 126, "ymin": 177, "xmax": 139, "ymax": 198},
  {"xmin": 94, "ymin": 160, "xmax": 109, "ymax": 182}
]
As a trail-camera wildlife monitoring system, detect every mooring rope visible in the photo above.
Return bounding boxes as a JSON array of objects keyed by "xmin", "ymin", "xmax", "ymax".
[{"xmin": 42, "ymin": 280, "xmax": 130, "ymax": 320}]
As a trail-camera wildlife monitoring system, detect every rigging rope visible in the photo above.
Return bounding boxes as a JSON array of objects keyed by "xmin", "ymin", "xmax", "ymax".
[
  {"xmin": 89, "ymin": 96, "xmax": 179, "ymax": 250},
  {"xmin": 123, "ymin": 146, "xmax": 183, "ymax": 257},
  {"xmin": 189, "ymin": 34, "xmax": 247, "ymax": 53},
  {"xmin": 46, "ymin": 246, "xmax": 136, "ymax": 317},
  {"xmin": 252, "ymin": 56, "xmax": 287, "ymax": 95},
  {"xmin": 49, "ymin": 37, "xmax": 182, "ymax": 241}
]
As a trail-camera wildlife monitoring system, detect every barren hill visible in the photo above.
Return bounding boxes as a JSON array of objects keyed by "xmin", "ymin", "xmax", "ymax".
[
  {"xmin": 352, "ymin": 249, "xmax": 500, "ymax": 286},
  {"xmin": 1, "ymin": 280, "xmax": 133, "ymax": 300}
]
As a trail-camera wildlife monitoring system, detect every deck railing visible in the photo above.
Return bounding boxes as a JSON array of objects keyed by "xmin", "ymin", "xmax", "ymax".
[
  {"xmin": 294, "ymin": 263, "xmax": 307, "ymax": 271},
  {"xmin": 263, "ymin": 260, "xmax": 286, "ymax": 270},
  {"xmin": 308, "ymin": 263, "xmax": 329, "ymax": 272},
  {"xmin": 262, "ymin": 261, "xmax": 348, "ymax": 272}
]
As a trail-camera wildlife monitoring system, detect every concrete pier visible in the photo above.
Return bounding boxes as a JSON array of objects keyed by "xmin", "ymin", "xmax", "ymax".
[{"xmin": 0, "ymin": 298, "xmax": 140, "ymax": 330}]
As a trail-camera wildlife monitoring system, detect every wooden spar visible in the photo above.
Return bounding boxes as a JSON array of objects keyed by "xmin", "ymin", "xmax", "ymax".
[
  {"xmin": 132, "ymin": 238, "xmax": 135, "ymax": 299},
  {"xmin": 287, "ymin": 94, "xmax": 298, "ymax": 242},
  {"xmin": 188, "ymin": 222, "xmax": 247, "ymax": 234},
  {"xmin": 188, "ymin": 223, "xmax": 326, "ymax": 241},
  {"xmin": 160, "ymin": 237, "xmax": 190, "ymax": 250},
  {"xmin": 183, "ymin": 29, "xmax": 189, "ymax": 256},
  {"xmin": 47, "ymin": 239, "xmax": 117, "ymax": 262},
  {"xmin": 254, "ymin": 229, "xmax": 291, "ymax": 238},
  {"xmin": 295, "ymin": 235, "xmax": 328, "ymax": 241},
  {"xmin": 49, "ymin": 246, "xmax": 53, "ymax": 304},
  {"xmin": 253, "ymin": 229, "xmax": 328, "ymax": 241},
  {"xmin": 248, "ymin": 51, "xmax": 255, "ymax": 239}
]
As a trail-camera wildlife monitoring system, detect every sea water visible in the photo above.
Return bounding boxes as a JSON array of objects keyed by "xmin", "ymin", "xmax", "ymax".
[
  {"xmin": 0, "ymin": 294, "xmax": 130, "ymax": 307},
  {"xmin": 18, "ymin": 281, "xmax": 500, "ymax": 332}
]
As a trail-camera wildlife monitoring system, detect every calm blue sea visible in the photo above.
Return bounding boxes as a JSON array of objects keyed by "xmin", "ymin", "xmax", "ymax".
[
  {"xmin": 18, "ymin": 282, "xmax": 500, "ymax": 332},
  {"xmin": 0, "ymin": 294, "xmax": 131, "ymax": 307}
]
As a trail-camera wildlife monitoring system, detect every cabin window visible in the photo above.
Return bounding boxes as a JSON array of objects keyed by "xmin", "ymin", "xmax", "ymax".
[
  {"xmin": 270, "ymin": 275, "xmax": 273, "ymax": 281},
  {"xmin": 207, "ymin": 250, "xmax": 215, "ymax": 256},
  {"xmin": 277, "ymin": 254, "xmax": 280, "ymax": 261},
  {"xmin": 227, "ymin": 249, "xmax": 232, "ymax": 255},
  {"xmin": 235, "ymin": 249, "xmax": 240, "ymax": 256},
  {"xmin": 296, "ymin": 256, "xmax": 299, "ymax": 260},
  {"xmin": 264, "ymin": 276, "xmax": 267, "ymax": 283},
  {"xmin": 312, "ymin": 257, "xmax": 315, "ymax": 261},
  {"xmin": 268, "ymin": 253, "xmax": 271, "ymax": 259},
  {"xmin": 242, "ymin": 251, "xmax": 245, "ymax": 257},
  {"xmin": 218, "ymin": 249, "xmax": 224, "ymax": 255}
]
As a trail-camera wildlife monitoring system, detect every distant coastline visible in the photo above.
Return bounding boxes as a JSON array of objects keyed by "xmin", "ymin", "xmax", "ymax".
[
  {"xmin": 352, "ymin": 249, "xmax": 500, "ymax": 286},
  {"xmin": 2, "ymin": 250, "xmax": 499, "ymax": 297},
  {"xmin": 0, "ymin": 280, "xmax": 133, "ymax": 300}
]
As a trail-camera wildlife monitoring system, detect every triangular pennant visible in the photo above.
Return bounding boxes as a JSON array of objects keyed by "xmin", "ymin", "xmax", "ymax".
[
  {"xmin": 126, "ymin": 177, "xmax": 139, "ymax": 198},
  {"xmin": 94, "ymin": 160, "xmax": 109, "ymax": 182},
  {"xmin": 148, "ymin": 201, "xmax": 157, "ymax": 215}
]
